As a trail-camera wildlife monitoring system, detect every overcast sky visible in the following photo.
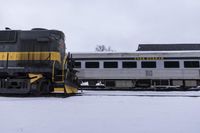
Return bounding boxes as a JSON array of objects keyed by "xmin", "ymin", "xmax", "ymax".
[{"xmin": 1, "ymin": 0, "xmax": 200, "ymax": 52}]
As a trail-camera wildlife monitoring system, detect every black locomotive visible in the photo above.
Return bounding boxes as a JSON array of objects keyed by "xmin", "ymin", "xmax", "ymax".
[{"xmin": 0, "ymin": 28, "xmax": 78, "ymax": 95}]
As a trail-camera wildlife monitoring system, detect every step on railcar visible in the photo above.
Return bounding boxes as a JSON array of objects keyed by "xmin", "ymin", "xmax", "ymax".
[{"xmin": 0, "ymin": 28, "xmax": 78, "ymax": 95}]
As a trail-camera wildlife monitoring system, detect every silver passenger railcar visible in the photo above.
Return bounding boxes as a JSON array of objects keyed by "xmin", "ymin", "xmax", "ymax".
[{"xmin": 73, "ymin": 51, "xmax": 200, "ymax": 90}]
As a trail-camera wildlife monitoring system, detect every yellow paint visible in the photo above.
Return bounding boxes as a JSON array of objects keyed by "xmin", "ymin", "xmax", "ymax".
[
  {"xmin": 28, "ymin": 73, "xmax": 43, "ymax": 83},
  {"xmin": 54, "ymin": 88, "xmax": 65, "ymax": 93},
  {"xmin": 0, "ymin": 52, "xmax": 61, "ymax": 62},
  {"xmin": 53, "ymin": 85, "xmax": 78, "ymax": 94},
  {"xmin": 52, "ymin": 61, "xmax": 56, "ymax": 82},
  {"xmin": 62, "ymin": 55, "xmax": 67, "ymax": 82},
  {"xmin": 65, "ymin": 85, "xmax": 78, "ymax": 94},
  {"xmin": 0, "ymin": 52, "xmax": 8, "ymax": 60},
  {"xmin": 52, "ymin": 54, "xmax": 67, "ymax": 82}
]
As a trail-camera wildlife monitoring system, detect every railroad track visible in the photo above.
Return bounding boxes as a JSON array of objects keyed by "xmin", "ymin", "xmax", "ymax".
[
  {"xmin": 78, "ymin": 91, "xmax": 200, "ymax": 97},
  {"xmin": 0, "ymin": 91, "xmax": 199, "ymax": 98}
]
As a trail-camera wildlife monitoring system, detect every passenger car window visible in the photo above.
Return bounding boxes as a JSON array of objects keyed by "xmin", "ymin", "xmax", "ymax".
[
  {"xmin": 122, "ymin": 61, "xmax": 137, "ymax": 68},
  {"xmin": 164, "ymin": 61, "xmax": 179, "ymax": 68},
  {"xmin": 184, "ymin": 61, "xmax": 199, "ymax": 68},
  {"xmin": 141, "ymin": 61, "xmax": 156, "ymax": 68},
  {"xmin": 104, "ymin": 62, "xmax": 118, "ymax": 68},
  {"xmin": 85, "ymin": 62, "xmax": 99, "ymax": 68}
]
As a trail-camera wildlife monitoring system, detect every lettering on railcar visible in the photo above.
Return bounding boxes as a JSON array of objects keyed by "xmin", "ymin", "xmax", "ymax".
[{"xmin": 134, "ymin": 57, "xmax": 163, "ymax": 60}]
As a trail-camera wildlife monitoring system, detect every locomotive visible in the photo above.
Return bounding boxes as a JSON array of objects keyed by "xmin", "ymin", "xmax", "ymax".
[{"xmin": 0, "ymin": 28, "xmax": 78, "ymax": 95}]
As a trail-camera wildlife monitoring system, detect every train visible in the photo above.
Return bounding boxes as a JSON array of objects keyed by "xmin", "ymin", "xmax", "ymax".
[
  {"xmin": 73, "ymin": 46, "xmax": 200, "ymax": 90},
  {"xmin": 1, "ymin": 28, "xmax": 199, "ymax": 93},
  {"xmin": 0, "ymin": 28, "xmax": 78, "ymax": 95}
]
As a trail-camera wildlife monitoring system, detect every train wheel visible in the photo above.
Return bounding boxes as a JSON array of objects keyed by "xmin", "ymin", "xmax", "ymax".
[
  {"xmin": 31, "ymin": 82, "xmax": 41, "ymax": 96},
  {"xmin": 39, "ymin": 80, "xmax": 51, "ymax": 94}
]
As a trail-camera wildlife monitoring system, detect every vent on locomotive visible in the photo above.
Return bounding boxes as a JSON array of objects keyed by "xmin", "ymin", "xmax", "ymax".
[{"xmin": 19, "ymin": 37, "xmax": 51, "ymax": 66}]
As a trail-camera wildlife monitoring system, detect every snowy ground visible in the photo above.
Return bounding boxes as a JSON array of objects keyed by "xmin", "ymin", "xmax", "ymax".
[{"xmin": 0, "ymin": 91, "xmax": 200, "ymax": 133}]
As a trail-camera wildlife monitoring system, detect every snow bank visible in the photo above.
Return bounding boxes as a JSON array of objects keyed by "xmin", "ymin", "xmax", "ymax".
[{"xmin": 0, "ymin": 91, "xmax": 200, "ymax": 133}]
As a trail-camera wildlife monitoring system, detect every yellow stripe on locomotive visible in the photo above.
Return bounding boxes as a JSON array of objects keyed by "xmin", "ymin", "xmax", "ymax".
[{"xmin": 0, "ymin": 52, "xmax": 61, "ymax": 62}]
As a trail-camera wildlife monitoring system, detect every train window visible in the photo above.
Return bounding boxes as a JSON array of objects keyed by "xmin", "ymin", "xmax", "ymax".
[
  {"xmin": 164, "ymin": 61, "xmax": 179, "ymax": 68},
  {"xmin": 184, "ymin": 61, "xmax": 199, "ymax": 68},
  {"xmin": 0, "ymin": 31, "xmax": 17, "ymax": 42},
  {"xmin": 85, "ymin": 62, "xmax": 99, "ymax": 68},
  {"xmin": 104, "ymin": 62, "xmax": 118, "ymax": 68},
  {"xmin": 122, "ymin": 61, "xmax": 137, "ymax": 68},
  {"xmin": 141, "ymin": 61, "xmax": 156, "ymax": 68},
  {"xmin": 74, "ymin": 62, "xmax": 81, "ymax": 68}
]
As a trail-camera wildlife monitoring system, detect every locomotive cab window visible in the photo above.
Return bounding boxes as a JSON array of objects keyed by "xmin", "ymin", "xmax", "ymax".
[
  {"xmin": 0, "ymin": 31, "xmax": 17, "ymax": 42},
  {"xmin": 141, "ymin": 61, "xmax": 156, "ymax": 68},
  {"xmin": 85, "ymin": 62, "xmax": 99, "ymax": 68},
  {"xmin": 184, "ymin": 61, "xmax": 199, "ymax": 68},
  {"xmin": 164, "ymin": 61, "xmax": 179, "ymax": 68},
  {"xmin": 74, "ymin": 62, "xmax": 81, "ymax": 68},
  {"xmin": 104, "ymin": 62, "xmax": 118, "ymax": 68},
  {"xmin": 122, "ymin": 61, "xmax": 137, "ymax": 68}
]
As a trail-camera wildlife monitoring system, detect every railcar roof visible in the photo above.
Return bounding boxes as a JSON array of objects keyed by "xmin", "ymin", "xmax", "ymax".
[
  {"xmin": 73, "ymin": 50, "xmax": 200, "ymax": 54},
  {"xmin": 137, "ymin": 44, "xmax": 200, "ymax": 51},
  {"xmin": 72, "ymin": 51, "xmax": 200, "ymax": 58}
]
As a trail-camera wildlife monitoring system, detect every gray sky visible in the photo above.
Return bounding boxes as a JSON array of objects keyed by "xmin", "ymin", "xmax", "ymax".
[{"xmin": 1, "ymin": 0, "xmax": 200, "ymax": 52}]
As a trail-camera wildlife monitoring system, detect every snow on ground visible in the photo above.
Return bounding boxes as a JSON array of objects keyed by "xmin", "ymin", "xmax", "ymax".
[{"xmin": 0, "ymin": 91, "xmax": 200, "ymax": 133}]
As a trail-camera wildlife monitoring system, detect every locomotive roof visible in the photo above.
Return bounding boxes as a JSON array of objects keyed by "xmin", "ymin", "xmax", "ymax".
[
  {"xmin": 0, "ymin": 28, "xmax": 62, "ymax": 31},
  {"xmin": 0, "ymin": 28, "xmax": 64, "ymax": 35}
]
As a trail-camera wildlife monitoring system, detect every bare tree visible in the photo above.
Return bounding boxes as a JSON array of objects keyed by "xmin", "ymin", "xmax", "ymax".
[{"xmin": 95, "ymin": 45, "xmax": 114, "ymax": 52}]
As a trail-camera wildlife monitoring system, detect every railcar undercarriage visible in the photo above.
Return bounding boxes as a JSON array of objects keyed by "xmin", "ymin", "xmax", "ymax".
[{"xmin": 79, "ymin": 79, "xmax": 200, "ymax": 91}]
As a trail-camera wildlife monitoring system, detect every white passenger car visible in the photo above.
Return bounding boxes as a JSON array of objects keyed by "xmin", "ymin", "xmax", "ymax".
[{"xmin": 72, "ymin": 51, "xmax": 200, "ymax": 90}]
